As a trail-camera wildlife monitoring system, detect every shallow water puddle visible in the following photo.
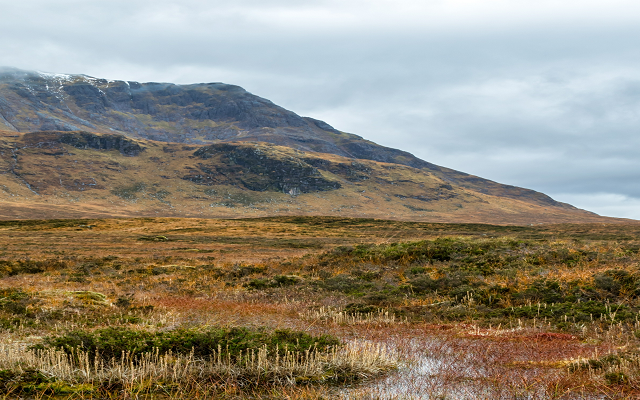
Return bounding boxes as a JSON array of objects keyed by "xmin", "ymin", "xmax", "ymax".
[{"xmin": 339, "ymin": 334, "xmax": 603, "ymax": 400}]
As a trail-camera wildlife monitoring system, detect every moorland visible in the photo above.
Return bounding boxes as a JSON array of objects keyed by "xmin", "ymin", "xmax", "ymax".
[{"xmin": 1, "ymin": 216, "xmax": 640, "ymax": 399}]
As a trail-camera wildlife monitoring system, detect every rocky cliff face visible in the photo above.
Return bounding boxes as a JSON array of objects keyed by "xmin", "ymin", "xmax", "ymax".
[
  {"xmin": 0, "ymin": 67, "xmax": 570, "ymax": 210},
  {"xmin": 187, "ymin": 144, "xmax": 342, "ymax": 194}
]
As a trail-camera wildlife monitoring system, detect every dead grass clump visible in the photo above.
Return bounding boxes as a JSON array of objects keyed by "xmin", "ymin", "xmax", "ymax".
[
  {"xmin": 0, "ymin": 339, "xmax": 397, "ymax": 396},
  {"xmin": 300, "ymin": 306, "xmax": 407, "ymax": 326},
  {"xmin": 570, "ymin": 350, "xmax": 640, "ymax": 390}
]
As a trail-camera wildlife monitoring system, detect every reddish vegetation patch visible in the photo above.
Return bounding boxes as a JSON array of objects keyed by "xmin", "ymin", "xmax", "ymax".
[
  {"xmin": 151, "ymin": 295, "xmax": 302, "ymax": 328},
  {"xmin": 533, "ymin": 332, "xmax": 578, "ymax": 341},
  {"xmin": 426, "ymin": 324, "xmax": 455, "ymax": 330}
]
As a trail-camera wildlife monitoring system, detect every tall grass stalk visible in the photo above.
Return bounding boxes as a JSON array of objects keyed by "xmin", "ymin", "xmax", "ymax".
[
  {"xmin": 300, "ymin": 306, "xmax": 407, "ymax": 325},
  {"xmin": 0, "ymin": 340, "xmax": 397, "ymax": 388}
]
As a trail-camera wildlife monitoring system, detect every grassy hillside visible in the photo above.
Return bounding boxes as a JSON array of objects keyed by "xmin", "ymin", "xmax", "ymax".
[{"xmin": 0, "ymin": 130, "xmax": 624, "ymax": 224}]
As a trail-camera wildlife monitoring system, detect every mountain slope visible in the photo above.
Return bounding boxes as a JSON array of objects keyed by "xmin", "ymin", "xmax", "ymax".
[
  {"xmin": 0, "ymin": 129, "xmax": 619, "ymax": 224},
  {"xmin": 0, "ymin": 67, "xmax": 572, "ymax": 212}
]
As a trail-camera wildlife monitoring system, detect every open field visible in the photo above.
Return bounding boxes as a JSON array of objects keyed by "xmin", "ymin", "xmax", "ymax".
[{"xmin": 1, "ymin": 217, "xmax": 640, "ymax": 399}]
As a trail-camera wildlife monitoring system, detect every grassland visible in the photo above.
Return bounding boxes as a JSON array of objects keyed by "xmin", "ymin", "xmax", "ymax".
[{"xmin": 1, "ymin": 217, "xmax": 640, "ymax": 399}]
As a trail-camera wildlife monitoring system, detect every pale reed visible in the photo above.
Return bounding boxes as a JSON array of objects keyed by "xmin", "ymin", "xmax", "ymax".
[
  {"xmin": 0, "ymin": 340, "xmax": 397, "ymax": 386},
  {"xmin": 300, "ymin": 306, "xmax": 407, "ymax": 325}
]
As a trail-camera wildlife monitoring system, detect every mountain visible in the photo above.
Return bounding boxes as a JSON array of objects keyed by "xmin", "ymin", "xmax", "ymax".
[{"xmin": 0, "ymin": 67, "xmax": 623, "ymax": 223}]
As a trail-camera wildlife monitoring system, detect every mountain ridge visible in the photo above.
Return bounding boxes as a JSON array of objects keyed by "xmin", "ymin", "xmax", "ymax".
[{"xmin": 0, "ymin": 67, "xmax": 616, "ymax": 223}]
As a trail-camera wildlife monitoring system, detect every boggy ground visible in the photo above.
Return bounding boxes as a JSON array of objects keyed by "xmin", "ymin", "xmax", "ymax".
[{"xmin": 1, "ymin": 216, "xmax": 640, "ymax": 399}]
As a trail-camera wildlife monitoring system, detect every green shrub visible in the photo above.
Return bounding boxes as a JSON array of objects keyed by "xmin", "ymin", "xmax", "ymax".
[
  {"xmin": 407, "ymin": 272, "xmax": 473, "ymax": 296},
  {"xmin": 0, "ymin": 288, "xmax": 29, "ymax": 301},
  {"xmin": 0, "ymin": 368, "xmax": 53, "ymax": 393},
  {"xmin": 0, "ymin": 288, "xmax": 35, "ymax": 316},
  {"xmin": 0, "ymin": 368, "xmax": 93, "ymax": 395},
  {"xmin": 318, "ymin": 274, "xmax": 373, "ymax": 295},
  {"xmin": 604, "ymin": 372, "xmax": 627, "ymax": 385},
  {"xmin": 244, "ymin": 279, "xmax": 270, "ymax": 290},
  {"xmin": 115, "ymin": 296, "xmax": 133, "ymax": 309},
  {"xmin": 38, "ymin": 327, "xmax": 340, "ymax": 361},
  {"xmin": 272, "ymin": 275, "xmax": 300, "ymax": 287},
  {"xmin": 515, "ymin": 279, "xmax": 566, "ymax": 303},
  {"xmin": 0, "ymin": 259, "xmax": 69, "ymax": 276},
  {"xmin": 593, "ymin": 269, "xmax": 640, "ymax": 297},
  {"xmin": 228, "ymin": 264, "xmax": 266, "ymax": 278},
  {"xmin": 409, "ymin": 266, "xmax": 428, "ymax": 275}
]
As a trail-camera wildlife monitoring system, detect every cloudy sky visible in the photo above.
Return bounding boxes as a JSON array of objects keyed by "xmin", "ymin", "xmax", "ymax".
[{"xmin": 2, "ymin": 0, "xmax": 640, "ymax": 219}]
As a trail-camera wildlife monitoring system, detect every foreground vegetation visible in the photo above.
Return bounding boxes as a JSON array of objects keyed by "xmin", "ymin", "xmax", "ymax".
[{"xmin": 1, "ymin": 217, "xmax": 640, "ymax": 398}]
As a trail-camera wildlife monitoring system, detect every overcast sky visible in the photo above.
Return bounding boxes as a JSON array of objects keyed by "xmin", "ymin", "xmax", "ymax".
[{"xmin": 2, "ymin": 0, "xmax": 639, "ymax": 219}]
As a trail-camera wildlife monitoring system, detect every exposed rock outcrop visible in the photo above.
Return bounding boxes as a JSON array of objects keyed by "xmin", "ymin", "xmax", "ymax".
[{"xmin": 186, "ymin": 144, "xmax": 341, "ymax": 194}]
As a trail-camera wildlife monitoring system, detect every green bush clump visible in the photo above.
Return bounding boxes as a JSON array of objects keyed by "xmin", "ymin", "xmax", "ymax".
[
  {"xmin": 344, "ymin": 303, "xmax": 380, "ymax": 315},
  {"xmin": 0, "ymin": 368, "xmax": 93, "ymax": 395},
  {"xmin": 604, "ymin": 372, "xmax": 628, "ymax": 385},
  {"xmin": 37, "ymin": 326, "xmax": 340, "ymax": 361},
  {"xmin": 593, "ymin": 269, "xmax": 640, "ymax": 297},
  {"xmin": 0, "ymin": 368, "xmax": 53, "ymax": 393},
  {"xmin": 0, "ymin": 259, "xmax": 69, "ymax": 276},
  {"xmin": 570, "ymin": 351, "xmax": 640, "ymax": 386},
  {"xmin": 409, "ymin": 266, "xmax": 428, "ymax": 275},
  {"xmin": 244, "ymin": 275, "xmax": 301, "ymax": 290},
  {"xmin": 0, "ymin": 288, "xmax": 35, "ymax": 316},
  {"xmin": 0, "ymin": 287, "xmax": 30, "ymax": 301},
  {"xmin": 332, "ymin": 237, "xmax": 532, "ymax": 268},
  {"xmin": 228, "ymin": 264, "xmax": 266, "ymax": 278},
  {"xmin": 407, "ymin": 272, "xmax": 473, "ymax": 295},
  {"xmin": 244, "ymin": 278, "xmax": 270, "ymax": 290},
  {"xmin": 316, "ymin": 237, "xmax": 615, "ymax": 274},
  {"xmin": 317, "ymin": 274, "xmax": 374, "ymax": 295},
  {"xmin": 272, "ymin": 275, "xmax": 300, "ymax": 286},
  {"xmin": 515, "ymin": 279, "xmax": 568, "ymax": 303},
  {"xmin": 299, "ymin": 237, "xmax": 640, "ymax": 328}
]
